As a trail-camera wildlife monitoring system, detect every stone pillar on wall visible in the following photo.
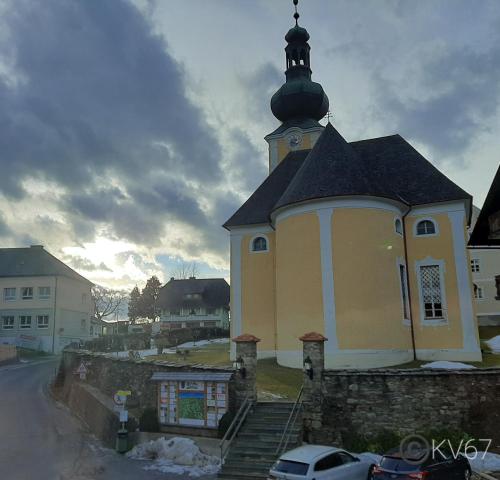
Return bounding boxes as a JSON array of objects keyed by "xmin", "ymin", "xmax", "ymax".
[
  {"xmin": 300, "ymin": 332, "xmax": 327, "ymax": 443},
  {"xmin": 232, "ymin": 334, "xmax": 260, "ymax": 406}
]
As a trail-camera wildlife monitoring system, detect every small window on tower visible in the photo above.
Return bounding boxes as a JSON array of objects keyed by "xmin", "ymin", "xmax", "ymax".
[
  {"xmin": 251, "ymin": 236, "xmax": 268, "ymax": 252},
  {"xmin": 395, "ymin": 218, "xmax": 403, "ymax": 235}
]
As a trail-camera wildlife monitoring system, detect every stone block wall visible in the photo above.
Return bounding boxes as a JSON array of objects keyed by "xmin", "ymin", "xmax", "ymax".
[
  {"xmin": 306, "ymin": 368, "xmax": 500, "ymax": 446},
  {"xmin": 299, "ymin": 334, "xmax": 500, "ymax": 448},
  {"xmin": 59, "ymin": 350, "xmax": 240, "ymax": 413}
]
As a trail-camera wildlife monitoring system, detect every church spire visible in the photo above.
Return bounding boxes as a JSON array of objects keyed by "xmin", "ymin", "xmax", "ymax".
[{"xmin": 270, "ymin": 0, "xmax": 329, "ymax": 123}]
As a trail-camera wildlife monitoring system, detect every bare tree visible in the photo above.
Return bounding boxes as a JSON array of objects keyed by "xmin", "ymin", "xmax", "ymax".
[
  {"xmin": 173, "ymin": 261, "xmax": 198, "ymax": 279},
  {"xmin": 92, "ymin": 285, "xmax": 127, "ymax": 321}
]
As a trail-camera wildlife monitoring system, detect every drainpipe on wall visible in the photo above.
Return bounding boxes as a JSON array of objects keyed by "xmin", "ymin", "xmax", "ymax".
[
  {"xmin": 402, "ymin": 207, "xmax": 417, "ymax": 361},
  {"xmin": 51, "ymin": 276, "xmax": 58, "ymax": 354}
]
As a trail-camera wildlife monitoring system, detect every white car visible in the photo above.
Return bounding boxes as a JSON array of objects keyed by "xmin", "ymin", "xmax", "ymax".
[{"xmin": 268, "ymin": 445, "xmax": 375, "ymax": 480}]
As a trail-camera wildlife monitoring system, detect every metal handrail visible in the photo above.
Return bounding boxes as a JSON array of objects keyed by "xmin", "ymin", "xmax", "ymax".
[
  {"xmin": 276, "ymin": 386, "xmax": 303, "ymax": 456},
  {"xmin": 220, "ymin": 395, "xmax": 253, "ymax": 463}
]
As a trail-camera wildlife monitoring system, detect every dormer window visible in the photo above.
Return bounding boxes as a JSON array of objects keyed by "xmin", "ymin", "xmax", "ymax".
[
  {"xmin": 415, "ymin": 219, "xmax": 437, "ymax": 236},
  {"xmin": 251, "ymin": 236, "xmax": 268, "ymax": 253}
]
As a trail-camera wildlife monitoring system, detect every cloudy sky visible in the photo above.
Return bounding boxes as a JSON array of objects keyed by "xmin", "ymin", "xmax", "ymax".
[{"xmin": 0, "ymin": 0, "xmax": 499, "ymax": 291}]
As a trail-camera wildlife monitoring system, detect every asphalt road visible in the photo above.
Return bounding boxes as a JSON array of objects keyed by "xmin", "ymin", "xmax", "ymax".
[{"xmin": 0, "ymin": 358, "xmax": 216, "ymax": 480}]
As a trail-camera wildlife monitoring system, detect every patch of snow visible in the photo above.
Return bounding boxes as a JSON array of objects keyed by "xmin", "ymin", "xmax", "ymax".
[
  {"xmin": 486, "ymin": 335, "xmax": 500, "ymax": 354},
  {"xmin": 126, "ymin": 436, "xmax": 220, "ymax": 477},
  {"xmin": 470, "ymin": 452, "xmax": 500, "ymax": 473},
  {"xmin": 260, "ymin": 391, "xmax": 286, "ymax": 400},
  {"xmin": 421, "ymin": 361, "xmax": 476, "ymax": 370},
  {"xmin": 358, "ymin": 452, "xmax": 382, "ymax": 465},
  {"xmin": 174, "ymin": 338, "xmax": 229, "ymax": 350}
]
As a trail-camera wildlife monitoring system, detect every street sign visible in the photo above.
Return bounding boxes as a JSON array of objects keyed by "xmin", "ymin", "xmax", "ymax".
[
  {"xmin": 75, "ymin": 362, "xmax": 88, "ymax": 380},
  {"xmin": 113, "ymin": 390, "xmax": 131, "ymax": 411}
]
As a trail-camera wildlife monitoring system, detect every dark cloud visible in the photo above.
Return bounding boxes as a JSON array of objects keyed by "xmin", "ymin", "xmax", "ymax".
[
  {"xmin": 375, "ymin": 42, "xmax": 500, "ymax": 157},
  {"xmin": 0, "ymin": 212, "xmax": 11, "ymax": 237},
  {"xmin": 65, "ymin": 255, "xmax": 112, "ymax": 272},
  {"xmin": 0, "ymin": 0, "xmax": 229, "ymax": 256},
  {"xmin": 239, "ymin": 62, "xmax": 282, "ymax": 124}
]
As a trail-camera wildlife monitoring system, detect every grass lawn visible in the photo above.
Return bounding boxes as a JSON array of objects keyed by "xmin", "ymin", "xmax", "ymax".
[{"xmin": 148, "ymin": 343, "xmax": 302, "ymax": 400}]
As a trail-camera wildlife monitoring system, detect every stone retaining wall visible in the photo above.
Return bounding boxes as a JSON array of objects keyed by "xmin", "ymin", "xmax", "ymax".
[
  {"xmin": 299, "ymin": 334, "xmax": 500, "ymax": 447},
  {"xmin": 59, "ymin": 349, "xmax": 239, "ymax": 413},
  {"xmin": 313, "ymin": 368, "xmax": 500, "ymax": 445}
]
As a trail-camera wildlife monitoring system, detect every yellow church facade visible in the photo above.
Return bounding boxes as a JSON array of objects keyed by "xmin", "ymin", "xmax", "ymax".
[{"xmin": 224, "ymin": 7, "xmax": 481, "ymax": 368}]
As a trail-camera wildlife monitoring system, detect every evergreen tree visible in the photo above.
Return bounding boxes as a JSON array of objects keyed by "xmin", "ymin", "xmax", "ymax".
[
  {"xmin": 141, "ymin": 276, "xmax": 162, "ymax": 321},
  {"xmin": 128, "ymin": 286, "xmax": 142, "ymax": 323}
]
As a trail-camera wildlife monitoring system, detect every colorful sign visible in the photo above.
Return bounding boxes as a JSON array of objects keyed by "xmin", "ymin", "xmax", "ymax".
[{"xmin": 158, "ymin": 380, "xmax": 228, "ymax": 429}]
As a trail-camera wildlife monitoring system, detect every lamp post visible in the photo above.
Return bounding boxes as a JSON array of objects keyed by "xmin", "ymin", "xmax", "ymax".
[
  {"xmin": 233, "ymin": 356, "xmax": 246, "ymax": 378},
  {"xmin": 303, "ymin": 355, "xmax": 313, "ymax": 380}
]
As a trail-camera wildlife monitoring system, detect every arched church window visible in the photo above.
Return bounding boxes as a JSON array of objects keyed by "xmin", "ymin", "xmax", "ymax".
[
  {"xmin": 251, "ymin": 236, "xmax": 268, "ymax": 252},
  {"xmin": 416, "ymin": 219, "xmax": 437, "ymax": 236},
  {"xmin": 395, "ymin": 218, "xmax": 403, "ymax": 235}
]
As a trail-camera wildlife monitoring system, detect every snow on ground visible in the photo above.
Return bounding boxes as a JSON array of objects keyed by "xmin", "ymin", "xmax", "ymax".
[
  {"xmin": 421, "ymin": 361, "xmax": 476, "ymax": 370},
  {"xmin": 486, "ymin": 335, "xmax": 500, "ymax": 354},
  {"xmin": 111, "ymin": 338, "xmax": 229, "ymax": 359},
  {"xmin": 126, "ymin": 437, "xmax": 220, "ymax": 477},
  {"xmin": 470, "ymin": 452, "xmax": 500, "ymax": 473}
]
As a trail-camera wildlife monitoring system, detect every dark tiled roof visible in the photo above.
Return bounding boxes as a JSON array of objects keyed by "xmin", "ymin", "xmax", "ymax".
[
  {"xmin": 225, "ymin": 124, "xmax": 472, "ymax": 228},
  {"xmin": 469, "ymin": 164, "xmax": 500, "ymax": 247},
  {"xmin": 0, "ymin": 246, "xmax": 92, "ymax": 284},
  {"xmin": 275, "ymin": 123, "xmax": 399, "ymax": 209},
  {"xmin": 350, "ymin": 132, "xmax": 471, "ymax": 206},
  {"xmin": 223, "ymin": 150, "xmax": 309, "ymax": 228},
  {"xmin": 157, "ymin": 278, "xmax": 229, "ymax": 310}
]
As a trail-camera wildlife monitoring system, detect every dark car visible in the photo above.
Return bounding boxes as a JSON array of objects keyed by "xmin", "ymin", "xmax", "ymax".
[{"xmin": 371, "ymin": 450, "xmax": 472, "ymax": 479}]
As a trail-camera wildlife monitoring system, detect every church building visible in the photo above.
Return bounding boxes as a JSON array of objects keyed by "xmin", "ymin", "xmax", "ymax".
[{"xmin": 224, "ymin": 2, "xmax": 481, "ymax": 368}]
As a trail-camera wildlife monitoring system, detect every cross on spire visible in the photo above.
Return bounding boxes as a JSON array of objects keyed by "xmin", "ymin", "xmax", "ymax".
[
  {"xmin": 293, "ymin": 0, "xmax": 300, "ymax": 25},
  {"xmin": 325, "ymin": 111, "xmax": 333, "ymax": 124}
]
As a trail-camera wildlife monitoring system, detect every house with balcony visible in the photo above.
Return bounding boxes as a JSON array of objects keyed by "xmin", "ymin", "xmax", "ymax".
[
  {"xmin": 0, "ymin": 245, "xmax": 93, "ymax": 353},
  {"xmin": 156, "ymin": 277, "xmax": 230, "ymax": 331}
]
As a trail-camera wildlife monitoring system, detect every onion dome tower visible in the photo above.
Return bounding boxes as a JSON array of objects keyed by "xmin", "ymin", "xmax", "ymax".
[{"xmin": 265, "ymin": 0, "xmax": 329, "ymax": 171}]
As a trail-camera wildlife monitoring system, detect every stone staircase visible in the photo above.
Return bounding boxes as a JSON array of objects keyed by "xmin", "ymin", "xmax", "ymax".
[{"xmin": 218, "ymin": 402, "xmax": 302, "ymax": 480}]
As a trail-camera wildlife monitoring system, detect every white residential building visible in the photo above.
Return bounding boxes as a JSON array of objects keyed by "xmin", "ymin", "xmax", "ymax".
[
  {"xmin": 0, "ymin": 245, "xmax": 93, "ymax": 353},
  {"xmin": 469, "ymin": 201, "xmax": 500, "ymax": 325}
]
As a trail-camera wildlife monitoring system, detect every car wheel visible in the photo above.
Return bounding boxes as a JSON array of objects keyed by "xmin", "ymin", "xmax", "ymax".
[{"xmin": 464, "ymin": 468, "xmax": 471, "ymax": 480}]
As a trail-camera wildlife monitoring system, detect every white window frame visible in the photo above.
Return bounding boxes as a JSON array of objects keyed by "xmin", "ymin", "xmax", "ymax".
[
  {"xmin": 474, "ymin": 285, "xmax": 484, "ymax": 300},
  {"xmin": 37, "ymin": 315, "xmax": 49, "ymax": 329},
  {"xmin": 249, "ymin": 234, "xmax": 269, "ymax": 253},
  {"xmin": 38, "ymin": 286, "xmax": 51, "ymax": 299},
  {"xmin": 396, "ymin": 258, "xmax": 411, "ymax": 325},
  {"xmin": 415, "ymin": 257, "xmax": 448, "ymax": 326},
  {"xmin": 394, "ymin": 217, "xmax": 403, "ymax": 236},
  {"xmin": 3, "ymin": 287, "xmax": 16, "ymax": 302},
  {"xmin": 470, "ymin": 258, "xmax": 480, "ymax": 273},
  {"xmin": 21, "ymin": 287, "xmax": 33, "ymax": 300},
  {"xmin": 20, "ymin": 315, "xmax": 32, "ymax": 329},
  {"xmin": 414, "ymin": 217, "xmax": 439, "ymax": 237},
  {"xmin": 2, "ymin": 316, "xmax": 15, "ymax": 329}
]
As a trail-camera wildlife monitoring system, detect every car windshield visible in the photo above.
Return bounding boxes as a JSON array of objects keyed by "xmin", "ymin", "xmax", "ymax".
[
  {"xmin": 274, "ymin": 460, "xmax": 310, "ymax": 475},
  {"xmin": 380, "ymin": 457, "xmax": 421, "ymax": 472}
]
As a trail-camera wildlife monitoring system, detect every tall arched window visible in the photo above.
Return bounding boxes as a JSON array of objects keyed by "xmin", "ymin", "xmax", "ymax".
[
  {"xmin": 416, "ymin": 220, "xmax": 437, "ymax": 236},
  {"xmin": 395, "ymin": 218, "xmax": 403, "ymax": 235},
  {"xmin": 251, "ymin": 236, "xmax": 268, "ymax": 252}
]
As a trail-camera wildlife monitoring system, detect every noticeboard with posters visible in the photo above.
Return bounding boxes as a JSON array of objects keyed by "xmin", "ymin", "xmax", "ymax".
[{"xmin": 153, "ymin": 371, "xmax": 232, "ymax": 429}]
